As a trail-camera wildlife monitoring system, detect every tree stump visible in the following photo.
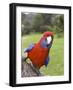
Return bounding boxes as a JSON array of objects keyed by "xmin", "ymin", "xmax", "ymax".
[{"xmin": 21, "ymin": 57, "xmax": 42, "ymax": 77}]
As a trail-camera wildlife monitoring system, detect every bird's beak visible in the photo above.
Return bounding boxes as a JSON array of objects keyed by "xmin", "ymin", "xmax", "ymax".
[{"xmin": 46, "ymin": 36, "xmax": 52, "ymax": 45}]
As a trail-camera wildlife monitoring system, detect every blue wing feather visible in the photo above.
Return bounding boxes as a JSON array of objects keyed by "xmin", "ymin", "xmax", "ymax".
[
  {"xmin": 24, "ymin": 43, "xmax": 35, "ymax": 52},
  {"xmin": 44, "ymin": 56, "xmax": 50, "ymax": 66}
]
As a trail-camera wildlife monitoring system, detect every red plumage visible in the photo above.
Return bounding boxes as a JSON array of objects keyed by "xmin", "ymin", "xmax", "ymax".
[
  {"xmin": 27, "ymin": 32, "xmax": 54, "ymax": 69},
  {"xmin": 28, "ymin": 44, "xmax": 49, "ymax": 69}
]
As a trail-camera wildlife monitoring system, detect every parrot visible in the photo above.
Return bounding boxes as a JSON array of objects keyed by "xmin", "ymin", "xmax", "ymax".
[{"xmin": 24, "ymin": 31, "xmax": 54, "ymax": 69}]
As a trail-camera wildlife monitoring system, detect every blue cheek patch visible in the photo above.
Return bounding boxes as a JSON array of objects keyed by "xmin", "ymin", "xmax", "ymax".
[
  {"xmin": 41, "ymin": 39, "xmax": 52, "ymax": 48},
  {"xmin": 41, "ymin": 40, "xmax": 47, "ymax": 48}
]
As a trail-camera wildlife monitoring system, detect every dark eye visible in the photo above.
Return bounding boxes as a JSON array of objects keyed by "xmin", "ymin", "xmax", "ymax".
[{"xmin": 45, "ymin": 38, "xmax": 47, "ymax": 41}]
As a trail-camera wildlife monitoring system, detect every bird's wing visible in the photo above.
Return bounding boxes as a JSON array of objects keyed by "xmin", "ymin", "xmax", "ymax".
[
  {"xmin": 44, "ymin": 56, "xmax": 50, "ymax": 66},
  {"xmin": 24, "ymin": 43, "xmax": 35, "ymax": 53}
]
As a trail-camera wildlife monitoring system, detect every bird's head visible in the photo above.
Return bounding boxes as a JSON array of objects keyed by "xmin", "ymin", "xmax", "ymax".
[{"xmin": 40, "ymin": 31, "xmax": 54, "ymax": 48}]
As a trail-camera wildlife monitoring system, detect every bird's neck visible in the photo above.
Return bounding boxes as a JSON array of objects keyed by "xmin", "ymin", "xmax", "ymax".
[{"xmin": 38, "ymin": 37, "xmax": 44, "ymax": 44}]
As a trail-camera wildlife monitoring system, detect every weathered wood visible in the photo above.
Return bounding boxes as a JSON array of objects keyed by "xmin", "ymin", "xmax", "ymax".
[{"xmin": 21, "ymin": 57, "xmax": 42, "ymax": 77}]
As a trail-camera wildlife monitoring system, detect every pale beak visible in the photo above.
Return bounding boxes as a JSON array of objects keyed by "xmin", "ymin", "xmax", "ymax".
[{"xmin": 46, "ymin": 36, "xmax": 52, "ymax": 45}]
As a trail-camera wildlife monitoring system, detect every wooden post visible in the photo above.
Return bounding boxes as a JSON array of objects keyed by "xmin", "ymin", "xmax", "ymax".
[{"xmin": 21, "ymin": 57, "xmax": 42, "ymax": 77}]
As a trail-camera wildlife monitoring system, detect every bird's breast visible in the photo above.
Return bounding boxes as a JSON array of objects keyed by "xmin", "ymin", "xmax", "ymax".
[{"xmin": 28, "ymin": 44, "xmax": 49, "ymax": 68}]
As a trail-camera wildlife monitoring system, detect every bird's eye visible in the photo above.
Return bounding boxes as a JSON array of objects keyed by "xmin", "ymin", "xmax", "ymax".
[{"xmin": 46, "ymin": 36, "xmax": 52, "ymax": 44}]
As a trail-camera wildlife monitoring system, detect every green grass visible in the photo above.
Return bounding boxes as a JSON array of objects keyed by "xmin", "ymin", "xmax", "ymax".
[{"xmin": 22, "ymin": 33, "xmax": 64, "ymax": 76}]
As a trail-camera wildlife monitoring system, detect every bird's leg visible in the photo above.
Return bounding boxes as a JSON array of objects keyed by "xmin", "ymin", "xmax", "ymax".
[
  {"xmin": 22, "ymin": 52, "xmax": 28, "ymax": 62},
  {"xmin": 22, "ymin": 56, "xmax": 28, "ymax": 62}
]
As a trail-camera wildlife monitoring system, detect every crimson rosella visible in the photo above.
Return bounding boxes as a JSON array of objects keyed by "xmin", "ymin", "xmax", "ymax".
[{"xmin": 24, "ymin": 31, "xmax": 54, "ymax": 69}]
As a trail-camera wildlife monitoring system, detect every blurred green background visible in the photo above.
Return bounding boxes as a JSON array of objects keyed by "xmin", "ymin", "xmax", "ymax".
[{"xmin": 21, "ymin": 13, "xmax": 64, "ymax": 76}]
